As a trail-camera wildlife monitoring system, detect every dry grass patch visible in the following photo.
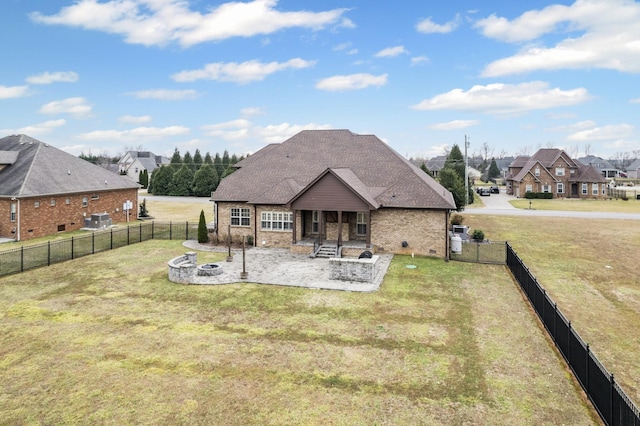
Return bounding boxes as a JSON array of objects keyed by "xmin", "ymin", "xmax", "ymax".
[
  {"xmin": 464, "ymin": 214, "xmax": 640, "ymax": 407},
  {"xmin": 509, "ymin": 198, "xmax": 640, "ymax": 213},
  {"xmin": 0, "ymin": 240, "xmax": 598, "ymax": 424}
]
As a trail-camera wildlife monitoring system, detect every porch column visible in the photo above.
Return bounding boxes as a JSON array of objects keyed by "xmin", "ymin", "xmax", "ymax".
[
  {"xmin": 291, "ymin": 209, "xmax": 297, "ymax": 244},
  {"xmin": 366, "ymin": 211, "xmax": 371, "ymax": 246},
  {"xmin": 319, "ymin": 210, "xmax": 324, "ymax": 244},
  {"xmin": 337, "ymin": 211, "xmax": 343, "ymax": 246}
]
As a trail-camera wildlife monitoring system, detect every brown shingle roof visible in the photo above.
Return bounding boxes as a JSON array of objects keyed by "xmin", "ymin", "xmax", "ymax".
[{"xmin": 212, "ymin": 129, "xmax": 456, "ymax": 210}]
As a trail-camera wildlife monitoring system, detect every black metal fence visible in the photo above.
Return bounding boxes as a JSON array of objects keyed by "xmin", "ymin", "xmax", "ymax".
[
  {"xmin": 506, "ymin": 243, "xmax": 640, "ymax": 426},
  {"xmin": 0, "ymin": 221, "xmax": 198, "ymax": 277},
  {"xmin": 450, "ymin": 240, "xmax": 506, "ymax": 264}
]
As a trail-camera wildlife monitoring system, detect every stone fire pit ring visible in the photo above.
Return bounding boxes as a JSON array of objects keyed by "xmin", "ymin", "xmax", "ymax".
[{"xmin": 197, "ymin": 263, "xmax": 223, "ymax": 277}]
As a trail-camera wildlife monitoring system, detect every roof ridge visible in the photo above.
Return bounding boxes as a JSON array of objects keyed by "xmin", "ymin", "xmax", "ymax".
[{"xmin": 16, "ymin": 139, "xmax": 42, "ymax": 196}]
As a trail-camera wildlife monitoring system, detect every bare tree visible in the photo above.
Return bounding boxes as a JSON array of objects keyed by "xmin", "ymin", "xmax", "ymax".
[{"xmin": 584, "ymin": 143, "xmax": 591, "ymax": 157}]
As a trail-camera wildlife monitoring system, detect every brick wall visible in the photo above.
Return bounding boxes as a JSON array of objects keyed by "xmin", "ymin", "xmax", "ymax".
[
  {"xmin": 370, "ymin": 208, "xmax": 448, "ymax": 258},
  {"xmin": 216, "ymin": 202, "xmax": 255, "ymax": 245},
  {"xmin": 0, "ymin": 188, "xmax": 138, "ymax": 241}
]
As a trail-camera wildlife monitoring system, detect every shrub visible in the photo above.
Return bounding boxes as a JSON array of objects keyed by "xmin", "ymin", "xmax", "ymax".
[
  {"xmin": 197, "ymin": 210, "xmax": 209, "ymax": 244},
  {"xmin": 246, "ymin": 235, "xmax": 254, "ymax": 246},
  {"xmin": 138, "ymin": 198, "xmax": 149, "ymax": 218},
  {"xmin": 472, "ymin": 229, "xmax": 485, "ymax": 241},
  {"xmin": 450, "ymin": 213, "xmax": 464, "ymax": 226}
]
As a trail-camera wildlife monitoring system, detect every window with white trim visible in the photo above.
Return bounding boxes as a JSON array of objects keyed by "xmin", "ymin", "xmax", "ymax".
[
  {"xmin": 312, "ymin": 210, "xmax": 319, "ymax": 233},
  {"xmin": 231, "ymin": 208, "xmax": 250, "ymax": 226},
  {"xmin": 592, "ymin": 183, "xmax": 598, "ymax": 195},
  {"xmin": 602, "ymin": 184, "xmax": 606, "ymax": 195},
  {"xmin": 525, "ymin": 184, "xmax": 533, "ymax": 192},
  {"xmin": 534, "ymin": 167, "xmax": 540, "ymax": 176},
  {"xmin": 10, "ymin": 203, "xmax": 16, "ymax": 222},
  {"xmin": 542, "ymin": 184, "xmax": 551, "ymax": 193},
  {"xmin": 356, "ymin": 212, "xmax": 367, "ymax": 235},
  {"xmin": 556, "ymin": 167, "xmax": 565, "ymax": 176},
  {"xmin": 557, "ymin": 183, "xmax": 564, "ymax": 194},
  {"xmin": 261, "ymin": 211, "xmax": 292, "ymax": 231},
  {"xmin": 50, "ymin": 199, "xmax": 56, "ymax": 206},
  {"xmin": 82, "ymin": 196, "xmax": 88, "ymax": 207},
  {"xmin": 34, "ymin": 201, "xmax": 40, "ymax": 208},
  {"xmin": 582, "ymin": 183, "xmax": 588, "ymax": 195}
]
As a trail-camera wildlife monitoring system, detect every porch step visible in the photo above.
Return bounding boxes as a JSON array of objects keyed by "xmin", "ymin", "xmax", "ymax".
[{"xmin": 314, "ymin": 244, "xmax": 338, "ymax": 258}]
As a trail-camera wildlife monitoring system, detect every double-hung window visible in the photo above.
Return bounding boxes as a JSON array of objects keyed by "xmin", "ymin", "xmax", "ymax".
[
  {"xmin": 261, "ymin": 211, "xmax": 292, "ymax": 231},
  {"xmin": 542, "ymin": 184, "xmax": 551, "ymax": 193},
  {"xmin": 592, "ymin": 183, "xmax": 598, "ymax": 195},
  {"xmin": 557, "ymin": 183, "xmax": 564, "ymax": 194},
  {"xmin": 556, "ymin": 167, "xmax": 565, "ymax": 176},
  {"xmin": 356, "ymin": 212, "xmax": 367, "ymax": 235},
  {"xmin": 10, "ymin": 203, "xmax": 16, "ymax": 222},
  {"xmin": 312, "ymin": 211, "xmax": 319, "ymax": 233},
  {"xmin": 582, "ymin": 183, "xmax": 588, "ymax": 195},
  {"xmin": 525, "ymin": 184, "xmax": 533, "ymax": 193},
  {"xmin": 231, "ymin": 208, "xmax": 250, "ymax": 226}
]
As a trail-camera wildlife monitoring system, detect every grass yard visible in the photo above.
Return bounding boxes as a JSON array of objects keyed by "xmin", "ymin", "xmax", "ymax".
[
  {"xmin": 509, "ymin": 198, "xmax": 640, "ymax": 213},
  {"xmin": 464, "ymin": 214, "xmax": 640, "ymax": 408},
  {"xmin": 0, "ymin": 240, "xmax": 598, "ymax": 425}
]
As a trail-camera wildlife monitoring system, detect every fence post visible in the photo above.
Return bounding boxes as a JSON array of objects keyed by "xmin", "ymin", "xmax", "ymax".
[
  {"xmin": 92, "ymin": 232, "xmax": 95, "ymax": 254},
  {"xmin": 568, "ymin": 321, "xmax": 571, "ymax": 364},
  {"xmin": 170, "ymin": 221, "xmax": 172, "ymax": 240},
  {"xmin": 139, "ymin": 223, "xmax": 142, "ymax": 242},
  {"xmin": 110, "ymin": 228, "xmax": 113, "ymax": 250},
  {"xmin": 21, "ymin": 246, "xmax": 24, "ymax": 272},
  {"xmin": 71, "ymin": 236, "xmax": 74, "ymax": 260},
  {"xmin": 611, "ymin": 374, "xmax": 615, "ymax": 425},
  {"xmin": 152, "ymin": 221, "xmax": 155, "ymax": 240},
  {"xmin": 186, "ymin": 221, "xmax": 189, "ymax": 240},
  {"xmin": 127, "ymin": 225, "xmax": 130, "ymax": 245},
  {"xmin": 476, "ymin": 241, "xmax": 480, "ymax": 262},
  {"xmin": 48, "ymin": 241, "xmax": 51, "ymax": 266},
  {"xmin": 586, "ymin": 344, "xmax": 590, "ymax": 391}
]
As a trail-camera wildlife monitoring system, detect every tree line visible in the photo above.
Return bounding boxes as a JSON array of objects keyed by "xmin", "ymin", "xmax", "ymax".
[{"xmin": 148, "ymin": 148, "xmax": 246, "ymax": 197}]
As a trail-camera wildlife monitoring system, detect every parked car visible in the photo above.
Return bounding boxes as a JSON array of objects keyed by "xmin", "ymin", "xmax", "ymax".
[
  {"xmin": 490, "ymin": 185, "xmax": 500, "ymax": 194},
  {"xmin": 479, "ymin": 188, "xmax": 491, "ymax": 196}
]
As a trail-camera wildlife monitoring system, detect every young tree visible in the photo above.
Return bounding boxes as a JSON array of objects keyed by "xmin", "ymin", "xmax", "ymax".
[
  {"xmin": 192, "ymin": 164, "xmax": 219, "ymax": 196},
  {"xmin": 488, "ymin": 158, "xmax": 501, "ymax": 180},
  {"xmin": 420, "ymin": 162, "xmax": 432, "ymax": 177},
  {"xmin": 203, "ymin": 152, "xmax": 213, "ymax": 164},
  {"xmin": 439, "ymin": 168, "xmax": 466, "ymax": 211},
  {"xmin": 444, "ymin": 144, "xmax": 465, "ymax": 179},
  {"xmin": 198, "ymin": 210, "xmax": 209, "ymax": 243},
  {"xmin": 170, "ymin": 147, "xmax": 182, "ymax": 170},
  {"xmin": 139, "ymin": 198, "xmax": 149, "ymax": 218},
  {"xmin": 169, "ymin": 164, "xmax": 195, "ymax": 196},
  {"xmin": 149, "ymin": 165, "xmax": 173, "ymax": 195},
  {"xmin": 183, "ymin": 150, "xmax": 194, "ymax": 171}
]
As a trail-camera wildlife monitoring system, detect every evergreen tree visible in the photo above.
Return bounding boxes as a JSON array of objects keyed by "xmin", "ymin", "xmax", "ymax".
[
  {"xmin": 169, "ymin": 164, "xmax": 195, "ymax": 196},
  {"xmin": 141, "ymin": 170, "xmax": 149, "ymax": 188},
  {"xmin": 444, "ymin": 144, "xmax": 465, "ymax": 178},
  {"xmin": 488, "ymin": 158, "xmax": 501, "ymax": 180},
  {"xmin": 204, "ymin": 152, "xmax": 213, "ymax": 164},
  {"xmin": 420, "ymin": 162, "xmax": 432, "ymax": 177},
  {"xmin": 149, "ymin": 165, "xmax": 173, "ymax": 195},
  {"xmin": 183, "ymin": 151, "xmax": 194, "ymax": 171},
  {"xmin": 222, "ymin": 150, "xmax": 230, "ymax": 168},
  {"xmin": 213, "ymin": 153, "xmax": 224, "ymax": 178},
  {"xmin": 230, "ymin": 153, "xmax": 238, "ymax": 166},
  {"xmin": 170, "ymin": 147, "xmax": 182, "ymax": 171},
  {"xmin": 138, "ymin": 170, "xmax": 144, "ymax": 186},
  {"xmin": 439, "ymin": 168, "xmax": 466, "ymax": 211},
  {"xmin": 198, "ymin": 210, "xmax": 209, "ymax": 243},
  {"xmin": 193, "ymin": 149, "xmax": 203, "ymax": 169},
  {"xmin": 139, "ymin": 198, "xmax": 149, "ymax": 218},
  {"xmin": 192, "ymin": 164, "xmax": 219, "ymax": 196}
]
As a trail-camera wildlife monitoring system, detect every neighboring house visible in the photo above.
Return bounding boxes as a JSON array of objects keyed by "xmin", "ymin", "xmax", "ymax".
[
  {"xmin": 577, "ymin": 155, "xmax": 622, "ymax": 178},
  {"xmin": 118, "ymin": 151, "xmax": 170, "ymax": 182},
  {"xmin": 424, "ymin": 155, "xmax": 447, "ymax": 178},
  {"xmin": 625, "ymin": 159, "xmax": 640, "ymax": 179},
  {"xmin": 0, "ymin": 134, "xmax": 140, "ymax": 241},
  {"xmin": 211, "ymin": 130, "xmax": 456, "ymax": 258},
  {"xmin": 506, "ymin": 148, "xmax": 607, "ymax": 198}
]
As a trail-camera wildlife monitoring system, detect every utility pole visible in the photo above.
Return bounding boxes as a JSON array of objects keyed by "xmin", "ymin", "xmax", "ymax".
[{"xmin": 464, "ymin": 135, "xmax": 469, "ymax": 206}]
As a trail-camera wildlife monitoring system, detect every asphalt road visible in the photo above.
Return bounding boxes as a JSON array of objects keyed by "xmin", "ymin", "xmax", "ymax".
[{"xmin": 466, "ymin": 191, "xmax": 640, "ymax": 220}]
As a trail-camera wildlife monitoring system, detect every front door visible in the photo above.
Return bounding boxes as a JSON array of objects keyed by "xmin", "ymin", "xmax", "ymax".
[{"xmin": 571, "ymin": 183, "xmax": 578, "ymax": 197}]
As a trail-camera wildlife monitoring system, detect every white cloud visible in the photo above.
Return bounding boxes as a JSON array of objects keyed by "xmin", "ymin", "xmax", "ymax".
[
  {"xmin": 26, "ymin": 71, "xmax": 79, "ymax": 84},
  {"xmin": 126, "ymin": 89, "xmax": 199, "ymax": 100},
  {"xmin": 630, "ymin": 97, "xmax": 640, "ymax": 104},
  {"xmin": 30, "ymin": 0, "xmax": 350, "ymax": 47},
  {"xmin": 411, "ymin": 56, "xmax": 429, "ymax": 66},
  {"xmin": 240, "ymin": 107, "xmax": 266, "ymax": 116},
  {"xmin": 172, "ymin": 58, "xmax": 316, "ymax": 84},
  {"xmin": 416, "ymin": 15, "xmax": 459, "ymax": 34},
  {"xmin": 567, "ymin": 123, "xmax": 634, "ymax": 141},
  {"xmin": 374, "ymin": 45, "xmax": 407, "ymax": 58},
  {"xmin": 0, "ymin": 119, "xmax": 66, "ymax": 137},
  {"xmin": 78, "ymin": 126, "xmax": 190, "ymax": 142},
  {"xmin": 0, "ymin": 85, "xmax": 29, "ymax": 99},
  {"xmin": 548, "ymin": 120, "xmax": 597, "ymax": 132},
  {"xmin": 429, "ymin": 120, "xmax": 480, "ymax": 130},
  {"xmin": 119, "ymin": 115, "xmax": 153, "ymax": 124},
  {"xmin": 476, "ymin": 0, "xmax": 640, "ymax": 76},
  {"xmin": 411, "ymin": 81, "xmax": 590, "ymax": 115},
  {"xmin": 39, "ymin": 97, "xmax": 92, "ymax": 118},
  {"xmin": 316, "ymin": 73, "xmax": 388, "ymax": 91},
  {"xmin": 201, "ymin": 119, "xmax": 332, "ymax": 146}
]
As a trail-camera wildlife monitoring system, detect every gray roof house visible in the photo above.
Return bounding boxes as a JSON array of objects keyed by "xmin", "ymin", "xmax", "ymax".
[
  {"xmin": 577, "ymin": 155, "xmax": 622, "ymax": 178},
  {"xmin": 0, "ymin": 134, "xmax": 140, "ymax": 241},
  {"xmin": 211, "ymin": 129, "xmax": 456, "ymax": 258},
  {"xmin": 625, "ymin": 159, "xmax": 640, "ymax": 179},
  {"xmin": 118, "ymin": 150, "xmax": 170, "ymax": 181}
]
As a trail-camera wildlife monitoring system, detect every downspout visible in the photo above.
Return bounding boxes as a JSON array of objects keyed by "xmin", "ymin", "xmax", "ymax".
[
  {"xmin": 445, "ymin": 210, "xmax": 450, "ymax": 262},
  {"xmin": 16, "ymin": 199, "xmax": 21, "ymax": 242}
]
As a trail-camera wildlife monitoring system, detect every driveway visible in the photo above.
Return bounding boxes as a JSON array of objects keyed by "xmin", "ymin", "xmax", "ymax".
[{"xmin": 466, "ymin": 192, "xmax": 640, "ymax": 220}]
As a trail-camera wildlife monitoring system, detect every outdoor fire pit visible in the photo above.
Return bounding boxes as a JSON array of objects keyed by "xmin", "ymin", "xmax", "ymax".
[{"xmin": 197, "ymin": 263, "xmax": 223, "ymax": 277}]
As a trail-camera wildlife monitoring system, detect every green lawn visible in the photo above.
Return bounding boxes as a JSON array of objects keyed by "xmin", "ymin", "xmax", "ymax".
[{"xmin": 0, "ymin": 240, "xmax": 597, "ymax": 425}]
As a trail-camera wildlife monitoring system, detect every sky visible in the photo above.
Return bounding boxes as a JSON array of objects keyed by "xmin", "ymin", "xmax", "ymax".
[{"xmin": 2, "ymin": 0, "xmax": 640, "ymax": 162}]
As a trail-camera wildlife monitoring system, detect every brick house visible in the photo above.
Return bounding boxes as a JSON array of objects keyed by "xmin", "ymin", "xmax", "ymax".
[
  {"xmin": 210, "ymin": 130, "xmax": 456, "ymax": 258},
  {"xmin": 506, "ymin": 148, "xmax": 607, "ymax": 198},
  {"xmin": 0, "ymin": 134, "xmax": 140, "ymax": 241}
]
